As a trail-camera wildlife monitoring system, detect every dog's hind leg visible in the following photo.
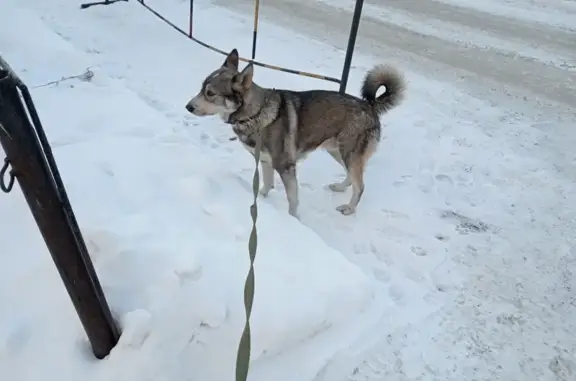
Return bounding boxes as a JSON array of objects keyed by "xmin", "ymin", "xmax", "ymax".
[
  {"xmin": 326, "ymin": 148, "xmax": 352, "ymax": 192},
  {"xmin": 335, "ymin": 130, "xmax": 378, "ymax": 215},
  {"xmin": 336, "ymin": 155, "xmax": 365, "ymax": 215}
]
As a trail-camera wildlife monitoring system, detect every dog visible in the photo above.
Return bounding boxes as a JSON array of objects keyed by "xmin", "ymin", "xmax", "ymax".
[{"xmin": 185, "ymin": 49, "xmax": 406, "ymax": 219}]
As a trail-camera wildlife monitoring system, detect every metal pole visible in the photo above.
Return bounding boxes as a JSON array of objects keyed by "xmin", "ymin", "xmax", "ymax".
[
  {"xmin": 0, "ymin": 67, "xmax": 120, "ymax": 359},
  {"xmin": 339, "ymin": 0, "xmax": 364, "ymax": 94},
  {"xmin": 189, "ymin": 0, "xmax": 194, "ymax": 38},
  {"xmin": 251, "ymin": 0, "xmax": 261, "ymax": 59}
]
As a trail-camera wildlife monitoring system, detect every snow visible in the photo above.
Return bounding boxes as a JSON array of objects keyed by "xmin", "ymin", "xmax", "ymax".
[
  {"xmin": 0, "ymin": 2, "xmax": 380, "ymax": 381},
  {"xmin": 1, "ymin": 0, "xmax": 575, "ymax": 380}
]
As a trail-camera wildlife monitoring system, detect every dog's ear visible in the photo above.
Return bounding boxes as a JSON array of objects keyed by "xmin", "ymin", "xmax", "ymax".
[
  {"xmin": 222, "ymin": 49, "xmax": 239, "ymax": 70},
  {"xmin": 233, "ymin": 63, "xmax": 254, "ymax": 91}
]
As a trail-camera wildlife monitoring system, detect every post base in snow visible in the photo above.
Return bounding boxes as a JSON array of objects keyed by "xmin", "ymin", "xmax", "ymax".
[{"xmin": 80, "ymin": 0, "xmax": 128, "ymax": 9}]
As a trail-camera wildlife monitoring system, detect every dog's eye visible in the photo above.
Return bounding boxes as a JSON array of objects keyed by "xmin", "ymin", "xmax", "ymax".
[{"xmin": 205, "ymin": 89, "xmax": 215, "ymax": 97}]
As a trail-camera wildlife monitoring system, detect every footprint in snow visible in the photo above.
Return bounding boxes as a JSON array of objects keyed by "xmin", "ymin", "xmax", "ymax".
[
  {"xmin": 410, "ymin": 245, "xmax": 428, "ymax": 256},
  {"xmin": 373, "ymin": 267, "xmax": 391, "ymax": 283},
  {"xmin": 388, "ymin": 284, "xmax": 405, "ymax": 306},
  {"xmin": 440, "ymin": 210, "xmax": 490, "ymax": 234},
  {"xmin": 434, "ymin": 173, "xmax": 453, "ymax": 184}
]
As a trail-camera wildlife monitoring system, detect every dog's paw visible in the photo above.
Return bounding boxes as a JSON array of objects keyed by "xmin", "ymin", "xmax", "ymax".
[
  {"xmin": 328, "ymin": 182, "xmax": 349, "ymax": 192},
  {"xmin": 336, "ymin": 204, "xmax": 356, "ymax": 215},
  {"xmin": 259, "ymin": 186, "xmax": 273, "ymax": 197},
  {"xmin": 288, "ymin": 208, "xmax": 300, "ymax": 220}
]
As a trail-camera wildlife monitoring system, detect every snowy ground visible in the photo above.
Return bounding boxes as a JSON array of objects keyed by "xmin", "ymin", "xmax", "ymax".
[{"xmin": 1, "ymin": 0, "xmax": 575, "ymax": 380}]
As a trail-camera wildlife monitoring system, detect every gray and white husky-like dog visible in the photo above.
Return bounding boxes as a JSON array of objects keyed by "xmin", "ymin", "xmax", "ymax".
[{"xmin": 186, "ymin": 49, "xmax": 406, "ymax": 219}]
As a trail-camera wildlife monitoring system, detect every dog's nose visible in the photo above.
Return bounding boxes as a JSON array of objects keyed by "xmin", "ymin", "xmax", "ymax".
[{"xmin": 185, "ymin": 104, "xmax": 195, "ymax": 113}]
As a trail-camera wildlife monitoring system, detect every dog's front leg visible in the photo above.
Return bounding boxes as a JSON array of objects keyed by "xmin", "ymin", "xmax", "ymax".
[
  {"xmin": 276, "ymin": 163, "xmax": 299, "ymax": 219},
  {"xmin": 259, "ymin": 160, "xmax": 275, "ymax": 197}
]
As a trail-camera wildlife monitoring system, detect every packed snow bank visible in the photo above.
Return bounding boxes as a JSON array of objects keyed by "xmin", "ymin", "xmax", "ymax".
[{"xmin": 0, "ymin": 5, "xmax": 378, "ymax": 381}]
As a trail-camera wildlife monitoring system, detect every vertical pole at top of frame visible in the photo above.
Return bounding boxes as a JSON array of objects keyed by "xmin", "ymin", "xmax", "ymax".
[
  {"xmin": 189, "ymin": 0, "xmax": 194, "ymax": 37},
  {"xmin": 251, "ymin": 0, "xmax": 261, "ymax": 59},
  {"xmin": 339, "ymin": 0, "xmax": 365, "ymax": 94}
]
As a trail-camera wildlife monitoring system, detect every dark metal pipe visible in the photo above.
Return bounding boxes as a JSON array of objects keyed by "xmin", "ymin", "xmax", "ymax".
[{"xmin": 339, "ymin": 0, "xmax": 365, "ymax": 94}]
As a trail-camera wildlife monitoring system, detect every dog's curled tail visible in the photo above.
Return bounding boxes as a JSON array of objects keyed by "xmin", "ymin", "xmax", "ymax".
[{"xmin": 361, "ymin": 64, "xmax": 406, "ymax": 115}]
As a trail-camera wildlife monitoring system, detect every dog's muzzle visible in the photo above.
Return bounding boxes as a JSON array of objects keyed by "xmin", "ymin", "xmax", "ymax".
[{"xmin": 185, "ymin": 104, "xmax": 195, "ymax": 113}]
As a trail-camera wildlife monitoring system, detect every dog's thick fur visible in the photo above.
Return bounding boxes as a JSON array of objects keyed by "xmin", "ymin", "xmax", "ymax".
[{"xmin": 186, "ymin": 49, "xmax": 406, "ymax": 218}]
